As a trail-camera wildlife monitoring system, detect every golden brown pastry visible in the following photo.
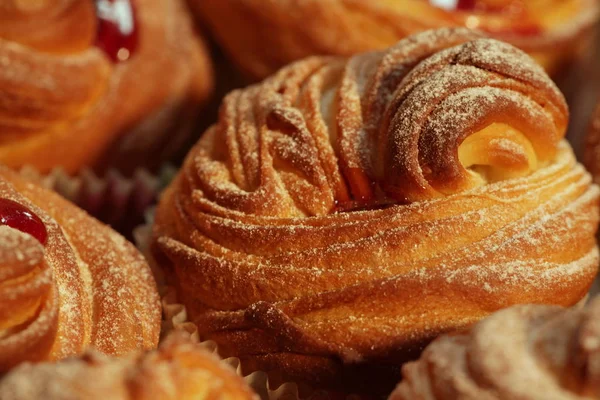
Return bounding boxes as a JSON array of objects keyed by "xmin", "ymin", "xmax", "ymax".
[
  {"xmin": 0, "ymin": 334, "xmax": 257, "ymax": 400},
  {"xmin": 152, "ymin": 28, "xmax": 600, "ymax": 394},
  {"xmin": 0, "ymin": 167, "xmax": 160, "ymax": 372},
  {"xmin": 0, "ymin": 0, "xmax": 213, "ymax": 174},
  {"xmin": 392, "ymin": 297, "xmax": 600, "ymax": 399},
  {"xmin": 194, "ymin": 0, "xmax": 599, "ymax": 80}
]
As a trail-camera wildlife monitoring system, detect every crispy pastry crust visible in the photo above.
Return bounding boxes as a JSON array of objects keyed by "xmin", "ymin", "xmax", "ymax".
[
  {"xmin": 0, "ymin": 0, "xmax": 213, "ymax": 174},
  {"xmin": 392, "ymin": 297, "xmax": 600, "ymax": 399},
  {"xmin": 0, "ymin": 334, "xmax": 258, "ymax": 400},
  {"xmin": 152, "ymin": 29, "xmax": 599, "ymax": 394},
  {"xmin": 0, "ymin": 168, "xmax": 160, "ymax": 371},
  {"xmin": 194, "ymin": 0, "xmax": 599, "ymax": 79}
]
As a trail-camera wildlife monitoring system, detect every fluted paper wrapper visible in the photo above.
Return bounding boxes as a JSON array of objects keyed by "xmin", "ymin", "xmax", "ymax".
[{"xmin": 19, "ymin": 166, "xmax": 176, "ymax": 239}]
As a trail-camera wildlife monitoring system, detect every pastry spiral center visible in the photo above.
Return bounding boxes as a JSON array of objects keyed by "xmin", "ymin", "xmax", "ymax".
[
  {"xmin": 458, "ymin": 123, "xmax": 537, "ymax": 183},
  {"xmin": 0, "ymin": 227, "xmax": 51, "ymax": 343}
]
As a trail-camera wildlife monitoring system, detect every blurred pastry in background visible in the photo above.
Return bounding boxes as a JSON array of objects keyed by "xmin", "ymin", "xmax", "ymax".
[
  {"xmin": 0, "ymin": 334, "xmax": 257, "ymax": 400},
  {"xmin": 0, "ymin": 167, "xmax": 160, "ymax": 372},
  {"xmin": 391, "ymin": 297, "xmax": 600, "ymax": 399},
  {"xmin": 569, "ymin": 26, "xmax": 600, "ymax": 158},
  {"xmin": 193, "ymin": 0, "xmax": 599, "ymax": 81},
  {"xmin": 0, "ymin": 0, "xmax": 213, "ymax": 175}
]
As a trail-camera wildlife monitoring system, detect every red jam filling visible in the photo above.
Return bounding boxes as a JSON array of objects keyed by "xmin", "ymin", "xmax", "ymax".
[
  {"xmin": 428, "ymin": 0, "xmax": 542, "ymax": 36},
  {"xmin": 94, "ymin": 0, "xmax": 138, "ymax": 62},
  {"xmin": 428, "ymin": 0, "xmax": 481, "ymax": 11},
  {"xmin": 455, "ymin": 0, "xmax": 477, "ymax": 11},
  {"xmin": 428, "ymin": 0, "xmax": 517, "ymax": 13},
  {"xmin": 0, "ymin": 199, "xmax": 48, "ymax": 245}
]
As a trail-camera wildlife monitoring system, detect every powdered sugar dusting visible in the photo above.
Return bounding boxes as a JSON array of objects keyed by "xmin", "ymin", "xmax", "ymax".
[{"xmin": 153, "ymin": 28, "xmax": 598, "ymax": 388}]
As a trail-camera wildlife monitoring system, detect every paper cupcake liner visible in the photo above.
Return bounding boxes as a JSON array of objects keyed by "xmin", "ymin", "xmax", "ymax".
[{"xmin": 19, "ymin": 165, "xmax": 177, "ymax": 239}]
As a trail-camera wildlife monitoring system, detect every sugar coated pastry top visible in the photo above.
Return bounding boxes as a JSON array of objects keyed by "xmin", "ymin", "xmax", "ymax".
[
  {"xmin": 153, "ymin": 28, "xmax": 599, "ymax": 393},
  {"xmin": 0, "ymin": 167, "xmax": 161, "ymax": 372}
]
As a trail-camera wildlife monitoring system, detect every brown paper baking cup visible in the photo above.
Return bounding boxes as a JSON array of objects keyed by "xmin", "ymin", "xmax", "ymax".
[
  {"xmin": 162, "ymin": 288, "xmax": 309, "ymax": 400},
  {"xmin": 19, "ymin": 165, "xmax": 176, "ymax": 239}
]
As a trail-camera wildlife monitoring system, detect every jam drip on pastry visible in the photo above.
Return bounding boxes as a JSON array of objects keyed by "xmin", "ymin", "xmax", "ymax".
[
  {"xmin": 0, "ymin": 0, "xmax": 138, "ymax": 62},
  {"xmin": 94, "ymin": 0, "xmax": 138, "ymax": 62},
  {"xmin": 0, "ymin": 199, "xmax": 47, "ymax": 245}
]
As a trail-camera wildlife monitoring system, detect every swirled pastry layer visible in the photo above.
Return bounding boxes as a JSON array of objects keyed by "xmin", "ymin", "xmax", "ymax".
[
  {"xmin": 0, "ymin": 167, "xmax": 160, "ymax": 372},
  {"xmin": 153, "ymin": 28, "xmax": 600, "ymax": 394},
  {"xmin": 392, "ymin": 296, "xmax": 600, "ymax": 399},
  {"xmin": 194, "ymin": 0, "xmax": 599, "ymax": 79},
  {"xmin": 0, "ymin": 334, "xmax": 257, "ymax": 400},
  {"xmin": 0, "ymin": 0, "xmax": 213, "ymax": 174}
]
